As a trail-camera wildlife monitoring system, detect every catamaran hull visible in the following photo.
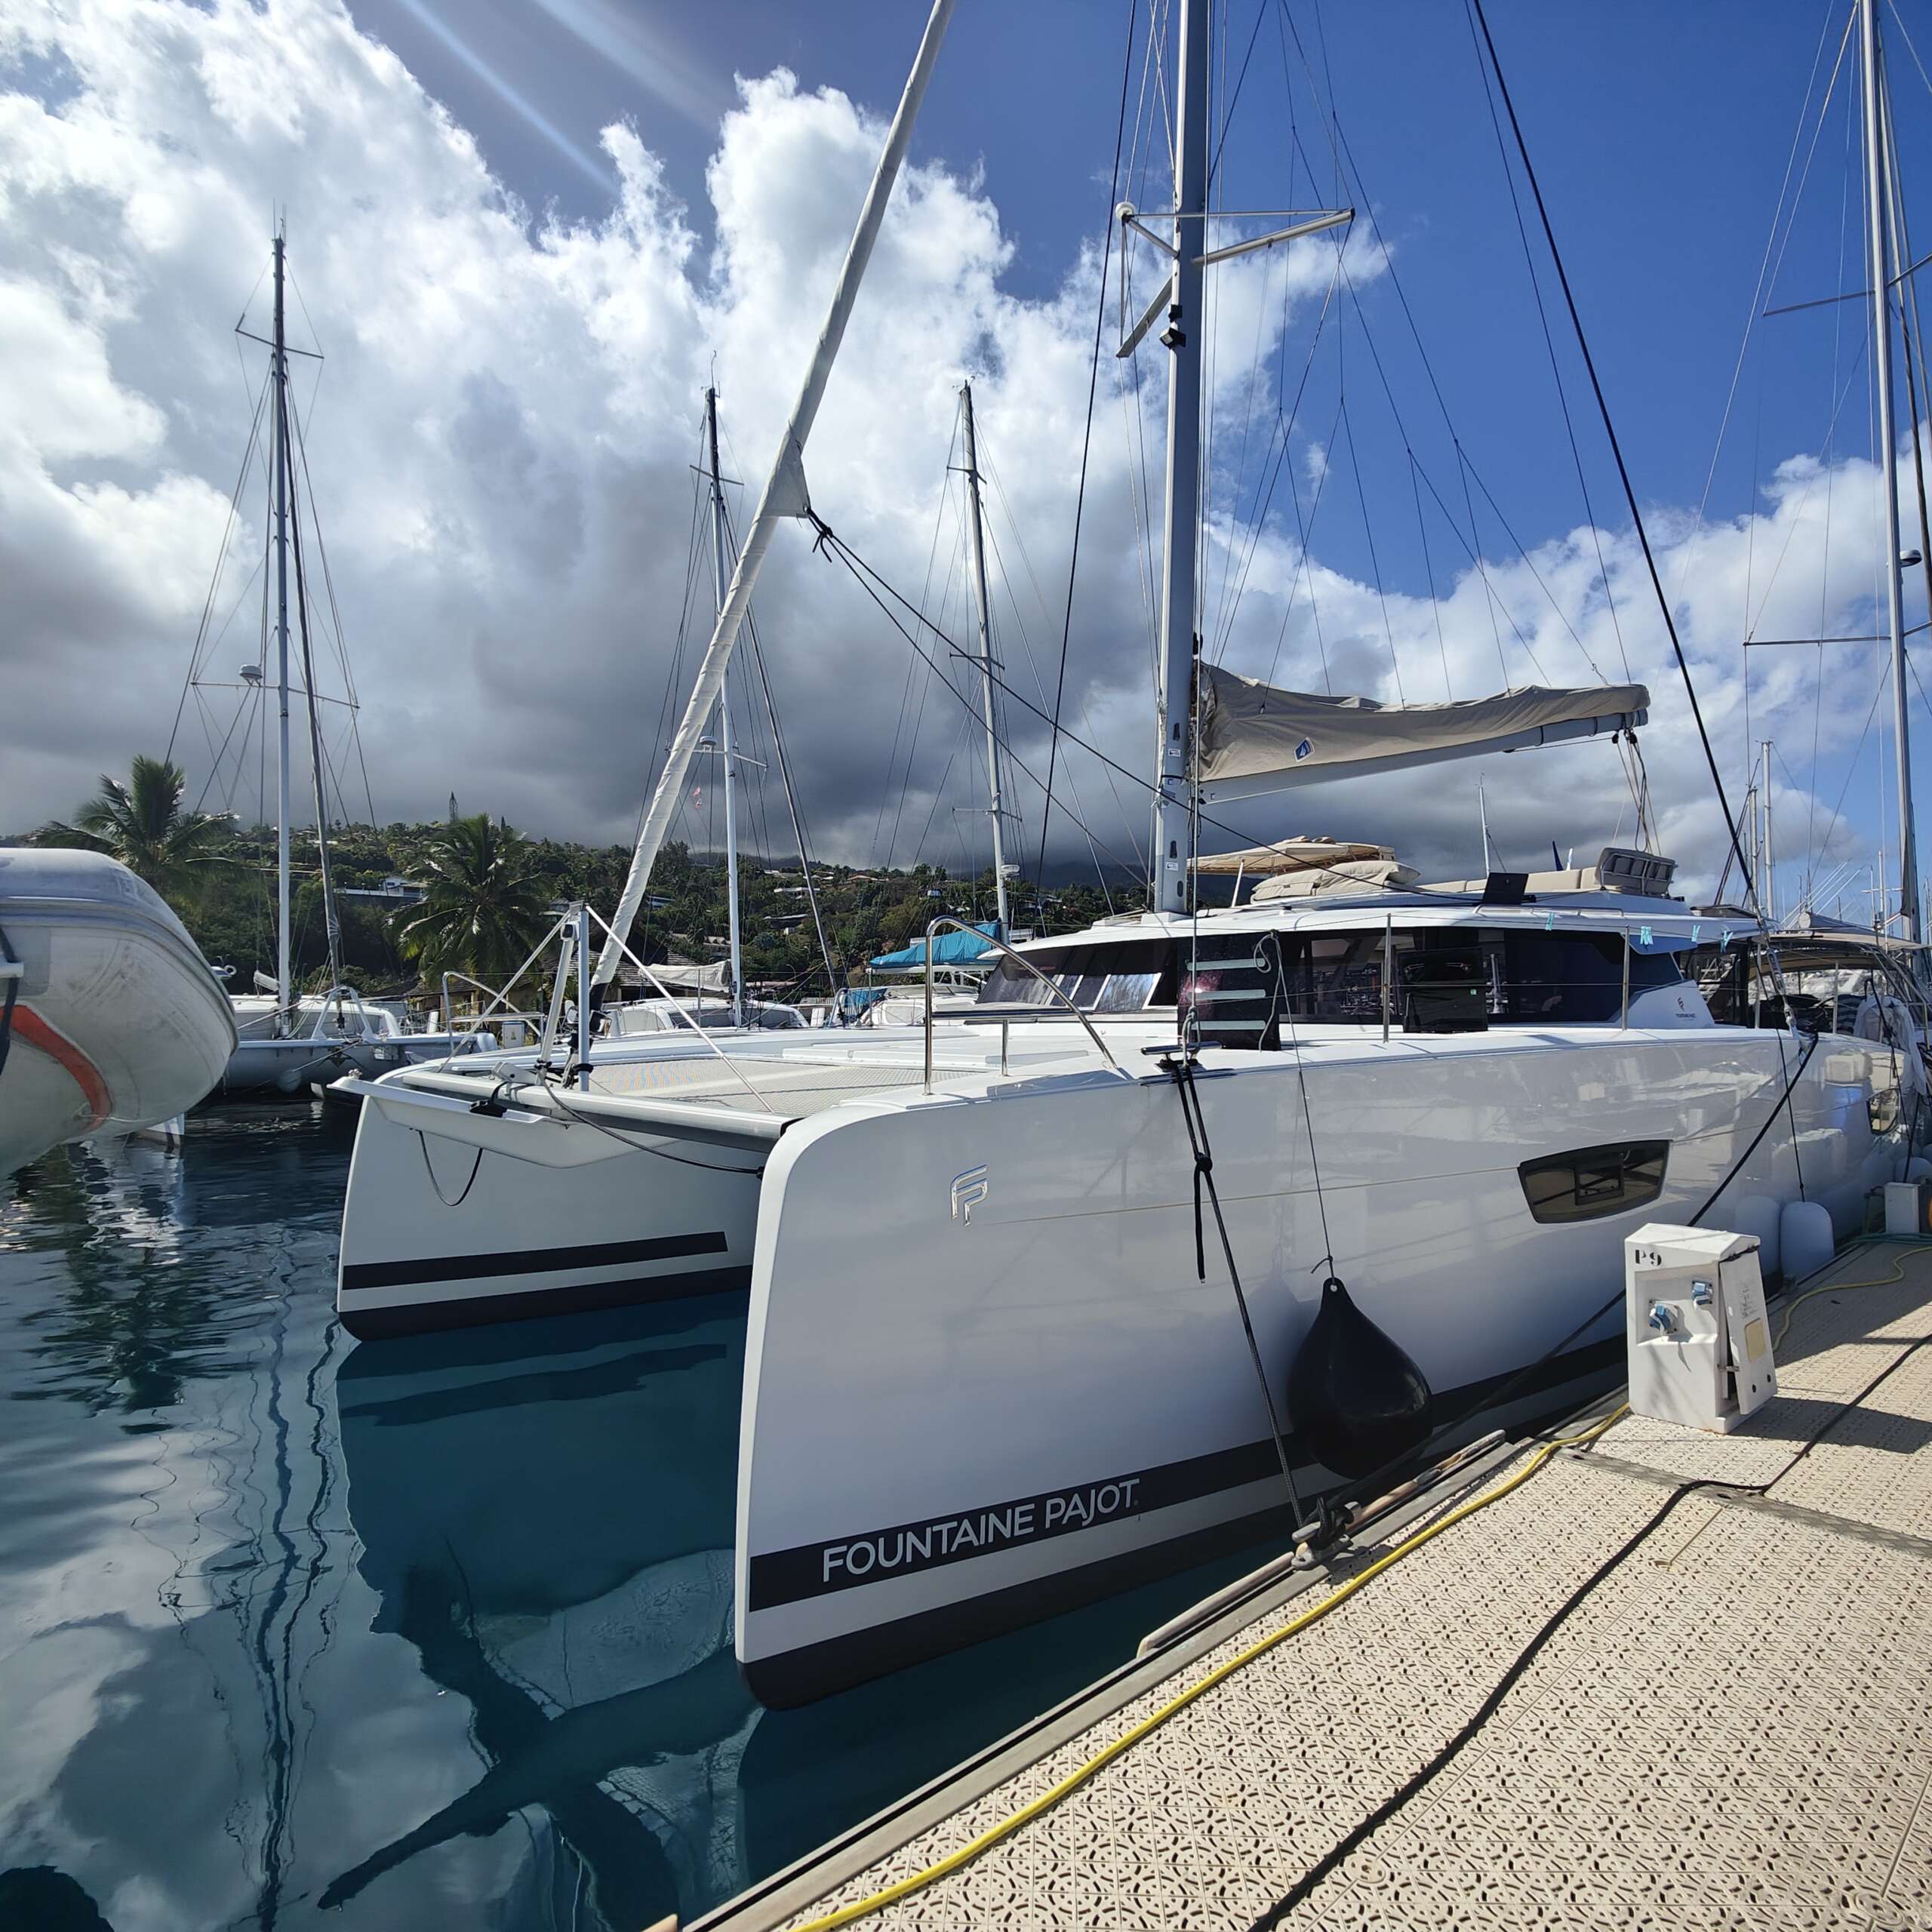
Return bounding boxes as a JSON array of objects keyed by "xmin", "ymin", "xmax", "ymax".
[
  {"xmin": 734, "ymin": 1029, "xmax": 1901, "ymax": 1706},
  {"xmin": 0, "ymin": 849, "xmax": 236, "ymax": 1177},
  {"xmin": 222, "ymin": 1033, "xmax": 374, "ymax": 1094},
  {"xmin": 335, "ymin": 1077, "xmax": 760, "ymax": 1338}
]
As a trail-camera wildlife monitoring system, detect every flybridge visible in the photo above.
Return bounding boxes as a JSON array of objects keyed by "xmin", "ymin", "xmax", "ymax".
[{"xmin": 1192, "ymin": 666, "xmax": 1652, "ymax": 805}]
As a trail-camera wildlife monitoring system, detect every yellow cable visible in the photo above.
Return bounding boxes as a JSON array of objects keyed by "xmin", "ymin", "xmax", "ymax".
[
  {"xmin": 789, "ymin": 1408, "xmax": 1625, "ymax": 1932},
  {"xmin": 789, "ymin": 1245, "xmax": 1916, "ymax": 1931},
  {"xmin": 1773, "ymin": 1246, "xmax": 1909, "ymax": 1349}
]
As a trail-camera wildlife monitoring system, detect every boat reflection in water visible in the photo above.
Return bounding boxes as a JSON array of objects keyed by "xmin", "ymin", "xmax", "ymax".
[
  {"xmin": 326, "ymin": 1285, "xmax": 1330, "ymax": 1926},
  {"xmin": 328, "ymin": 1299, "xmax": 758, "ymax": 1927}
]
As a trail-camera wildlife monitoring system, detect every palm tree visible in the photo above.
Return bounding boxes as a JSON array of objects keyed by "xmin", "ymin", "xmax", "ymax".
[
  {"xmin": 398, "ymin": 813, "xmax": 549, "ymax": 986},
  {"xmin": 40, "ymin": 755, "xmax": 236, "ymax": 904}
]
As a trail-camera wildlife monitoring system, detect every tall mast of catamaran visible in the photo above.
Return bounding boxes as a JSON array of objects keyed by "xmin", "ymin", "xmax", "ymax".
[
  {"xmin": 270, "ymin": 225, "xmax": 294, "ymax": 1018},
  {"xmin": 593, "ymin": 0, "xmax": 956, "ymax": 984},
  {"xmin": 1862, "ymin": 0, "xmax": 1921, "ymax": 941},
  {"xmin": 958, "ymin": 380, "xmax": 1010, "ymax": 934},
  {"xmin": 704, "ymin": 386, "xmax": 745, "ymax": 1026},
  {"xmin": 1149, "ymin": 0, "xmax": 1209, "ymax": 918}
]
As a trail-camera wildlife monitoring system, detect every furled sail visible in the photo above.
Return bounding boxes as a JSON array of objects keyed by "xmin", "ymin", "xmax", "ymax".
[{"xmin": 1194, "ymin": 665, "xmax": 1649, "ymax": 804}]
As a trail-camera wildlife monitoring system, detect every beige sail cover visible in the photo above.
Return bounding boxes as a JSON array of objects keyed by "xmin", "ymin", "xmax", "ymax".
[
  {"xmin": 1192, "ymin": 836, "xmax": 1393, "ymax": 875},
  {"xmin": 1195, "ymin": 665, "xmax": 1651, "ymax": 783},
  {"xmin": 1253, "ymin": 859, "xmax": 1420, "ymax": 900}
]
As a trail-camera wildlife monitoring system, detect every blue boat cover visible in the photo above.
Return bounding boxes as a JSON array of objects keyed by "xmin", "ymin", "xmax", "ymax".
[{"xmin": 867, "ymin": 922, "xmax": 999, "ymax": 970}]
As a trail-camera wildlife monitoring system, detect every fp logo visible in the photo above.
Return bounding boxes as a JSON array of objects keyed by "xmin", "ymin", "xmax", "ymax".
[
  {"xmin": 950, "ymin": 1165, "xmax": 989, "ymax": 1225},
  {"xmin": 1294, "ymin": 737, "xmax": 1314, "ymax": 761}
]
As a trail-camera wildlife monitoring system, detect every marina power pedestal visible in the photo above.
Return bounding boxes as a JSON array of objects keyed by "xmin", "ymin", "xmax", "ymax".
[{"xmin": 1625, "ymin": 1223, "xmax": 1778, "ymax": 1433}]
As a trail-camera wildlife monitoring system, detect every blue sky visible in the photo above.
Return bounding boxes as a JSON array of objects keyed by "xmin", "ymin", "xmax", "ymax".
[
  {"xmin": 348, "ymin": 0, "xmax": 1911, "ymax": 510},
  {"xmin": 8, "ymin": 0, "xmax": 1932, "ymax": 915},
  {"xmin": 340, "ymin": 0, "xmax": 1931, "ymax": 909}
]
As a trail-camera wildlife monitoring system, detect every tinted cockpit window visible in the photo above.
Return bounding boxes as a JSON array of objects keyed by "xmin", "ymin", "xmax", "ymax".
[
  {"xmin": 980, "ymin": 924, "xmax": 1681, "ymax": 1028},
  {"xmin": 980, "ymin": 940, "xmax": 1177, "ymax": 1012},
  {"xmin": 1284, "ymin": 927, "xmax": 1680, "ymax": 1027}
]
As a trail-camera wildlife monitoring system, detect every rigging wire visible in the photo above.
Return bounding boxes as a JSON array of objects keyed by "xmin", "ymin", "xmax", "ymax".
[
  {"xmin": 1461, "ymin": 0, "xmax": 1630, "ymax": 681},
  {"xmin": 814, "ymin": 518, "xmax": 1552, "ymax": 902},
  {"xmin": 285, "ymin": 384, "xmax": 377, "ymax": 826},
  {"xmin": 1469, "ymin": 0, "xmax": 1762, "ymax": 912},
  {"xmin": 168, "ymin": 368, "xmax": 272, "ymax": 766},
  {"xmin": 1035, "ymin": 0, "xmax": 1138, "ymax": 915},
  {"xmin": 980, "ymin": 446, "xmax": 1131, "ymax": 884},
  {"xmin": 712, "ymin": 469, "xmax": 844, "ymax": 995},
  {"xmin": 873, "ymin": 404, "xmax": 962, "ymax": 867}
]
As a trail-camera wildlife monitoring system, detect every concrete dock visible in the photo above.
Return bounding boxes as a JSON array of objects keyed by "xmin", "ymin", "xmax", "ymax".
[{"xmin": 703, "ymin": 1238, "xmax": 1932, "ymax": 1932}]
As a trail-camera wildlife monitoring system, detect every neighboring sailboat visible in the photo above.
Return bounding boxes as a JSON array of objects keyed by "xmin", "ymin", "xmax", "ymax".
[
  {"xmin": 178, "ymin": 228, "xmax": 485, "ymax": 1094},
  {"xmin": 0, "ymin": 848, "xmax": 235, "ymax": 1177},
  {"xmin": 600, "ymin": 385, "xmax": 821, "ymax": 1039},
  {"xmin": 332, "ymin": 374, "xmax": 1040, "ymax": 1327}
]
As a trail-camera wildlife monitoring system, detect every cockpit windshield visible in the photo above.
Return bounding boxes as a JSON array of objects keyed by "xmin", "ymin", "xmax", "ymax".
[{"xmin": 980, "ymin": 924, "xmax": 1687, "ymax": 1027}]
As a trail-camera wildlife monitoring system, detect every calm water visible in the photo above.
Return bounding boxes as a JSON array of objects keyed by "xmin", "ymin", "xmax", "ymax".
[{"xmin": 0, "ymin": 1105, "xmax": 1278, "ymax": 1932}]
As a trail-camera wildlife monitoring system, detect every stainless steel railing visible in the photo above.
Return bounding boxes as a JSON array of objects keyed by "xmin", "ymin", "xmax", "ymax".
[{"xmin": 921, "ymin": 918, "xmax": 1123, "ymax": 1091}]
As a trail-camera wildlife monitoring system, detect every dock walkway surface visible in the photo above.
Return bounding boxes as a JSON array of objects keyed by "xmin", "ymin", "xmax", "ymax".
[{"xmin": 704, "ymin": 1238, "xmax": 1932, "ymax": 1931}]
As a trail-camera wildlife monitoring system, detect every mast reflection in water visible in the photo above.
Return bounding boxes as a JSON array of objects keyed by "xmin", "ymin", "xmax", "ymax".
[{"xmin": 0, "ymin": 1108, "xmax": 1293, "ymax": 1929}]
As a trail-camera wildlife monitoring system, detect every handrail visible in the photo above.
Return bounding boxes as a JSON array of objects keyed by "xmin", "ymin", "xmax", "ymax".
[
  {"xmin": 304, "ymin": 983, "xmax": 388, "ymax": 1040},
  {"xmin": 440, "ymin": 912, "xmax": 573, "ymax": 1037},
  {"xmin": 921, "ymin": 917, "xmax": 1122, "ymax": 1092}
]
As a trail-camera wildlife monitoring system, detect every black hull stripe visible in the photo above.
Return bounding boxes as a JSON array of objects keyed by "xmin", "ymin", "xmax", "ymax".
[
  {"xmin": 337, "ymin": 1262, "xmax": 752, "ymax": 1338},
  {"xmin": 747, "ymin": 1333, "xmax": 1626, "ymax": 1613},
  {"xmin": 340, "ymin": 1229, "xmax": 730, "ymax": 1294},
  {"xmin": 743, "ymin": 1334, "xmax": 1627, "ymax": 1707},
  {"xmin": 744, "ymin": 1503, "xmax": 1297, "ymax": 1709}
]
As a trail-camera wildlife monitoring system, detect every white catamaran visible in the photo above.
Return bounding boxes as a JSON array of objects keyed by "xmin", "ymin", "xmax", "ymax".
[{"xmin": 337, "ymin": 0, "xmax": 1924, "ymax": 1706}]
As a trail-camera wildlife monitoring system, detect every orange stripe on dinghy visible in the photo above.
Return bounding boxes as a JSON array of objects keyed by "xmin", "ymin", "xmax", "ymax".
[{"xmin": 13, "ymin": 1002, "xmax": 113, "ymax": 1131}]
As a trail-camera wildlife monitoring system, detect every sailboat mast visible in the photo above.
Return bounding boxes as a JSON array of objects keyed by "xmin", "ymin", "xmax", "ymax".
[
  {"xmin": 1863, "ymin": 0, "xmax": 1919, "ymax": 940},
  {"xmin": 706, "ymin": 387, "xmax": 744, "ymax": 1027},
  {"xmin": 1151, "ymin": 0, "xmax": 1209, "ymax": 917},
  {"xmin": 958, "ymin": 381, "xmax": 1011, "ymax": 932},
  {"xmin": 271, "ymin": 227, "xmax": 294, "ymax": 1020}
]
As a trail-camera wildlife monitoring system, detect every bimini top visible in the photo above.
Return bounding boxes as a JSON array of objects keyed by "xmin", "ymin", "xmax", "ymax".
[{"xmin": 1195, "ymin": 666, "xmax": 1650, "ymax": 803}]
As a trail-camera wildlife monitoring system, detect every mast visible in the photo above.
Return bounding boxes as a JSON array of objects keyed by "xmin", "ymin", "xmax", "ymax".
[
  {"xmin": 1759, "ymin": 739, "xmax": 1774, "ymax": 927},
  {"xmin": 1151, "ymin": 0, "xmax": 1210, "ymax": 917},
  {"xmin": 595, "ymin": 0, "xmax": 955, "ymax": 984},
  {"xmin": 958, "ymin": 381, "xmax": 1011, "ymax": 932},
  {"xmin": 1863, "ymin": 0, "xmax": 1919, "ymax": 940},
  {"xmin": 270, "ymin": 226, "xmax": 294, "ymax": 1020},
  {"xmin": 282, "ymin": 361, "xmax": 346, "ymax": 998},
  {"xmin": 706, "ymin": 387, "xmax": 744, "ymax": 1026}
]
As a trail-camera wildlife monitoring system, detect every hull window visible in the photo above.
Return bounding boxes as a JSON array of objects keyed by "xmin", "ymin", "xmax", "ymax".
[{"xmin": 1518, "ymin": 1140, "xmax": 1669, "ymax": 1223}]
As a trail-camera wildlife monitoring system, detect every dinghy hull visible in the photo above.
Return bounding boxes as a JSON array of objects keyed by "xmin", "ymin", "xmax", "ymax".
[{"xmin": 0, "ymin": 849, "xmax": 236, "ymax": 1177}]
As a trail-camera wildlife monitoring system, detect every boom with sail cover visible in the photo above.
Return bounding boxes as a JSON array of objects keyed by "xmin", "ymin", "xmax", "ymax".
[{"xmin": 1193, "ymin": 663, "xmax": 1650, "ymax": 804}]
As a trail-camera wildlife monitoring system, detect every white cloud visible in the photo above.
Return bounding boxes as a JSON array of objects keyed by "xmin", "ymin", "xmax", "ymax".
[{"xmin": 0, "ymin": 0, "xmax": 1912, "ymax": 915}]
